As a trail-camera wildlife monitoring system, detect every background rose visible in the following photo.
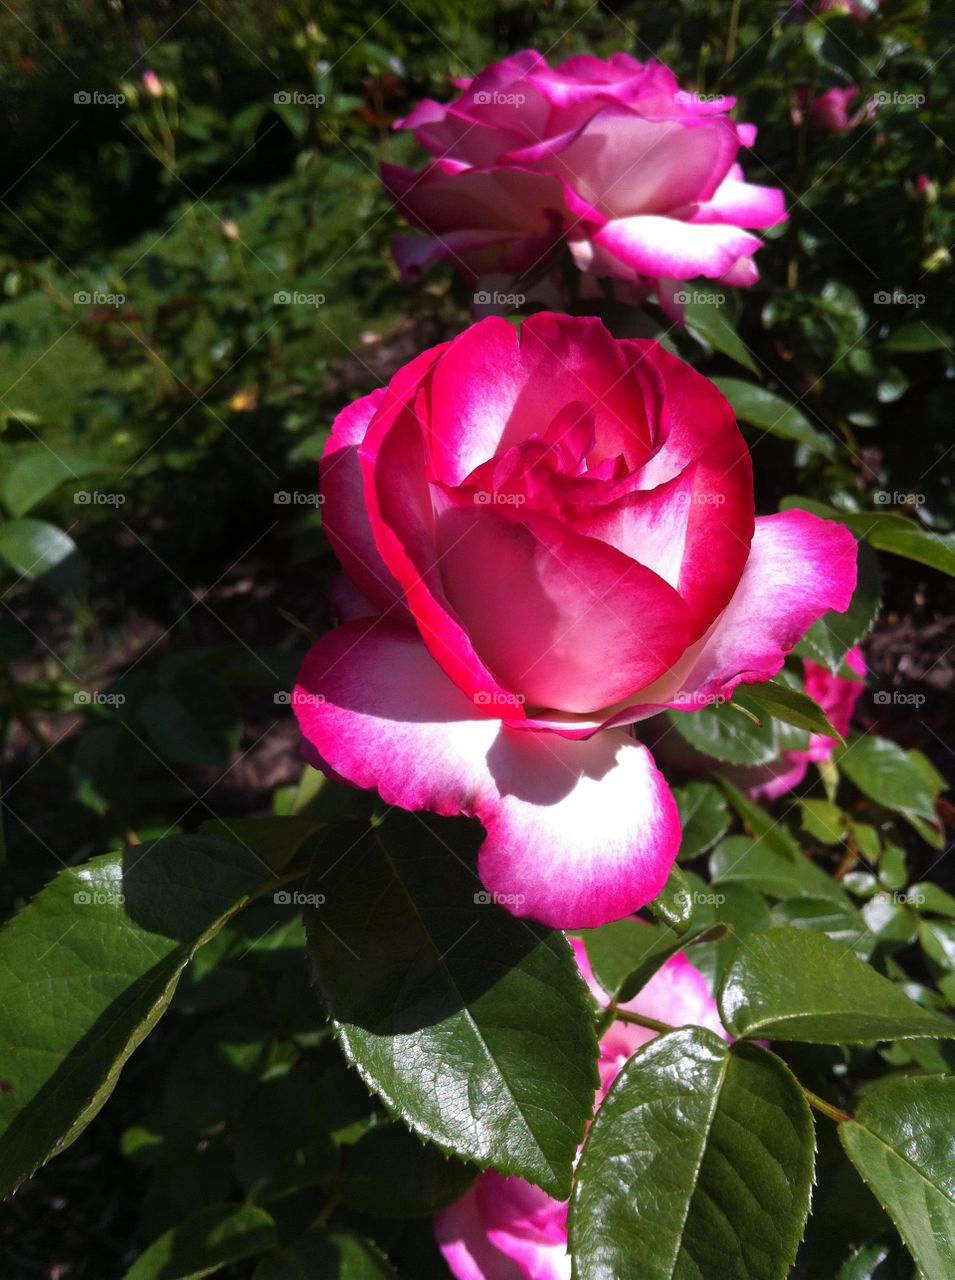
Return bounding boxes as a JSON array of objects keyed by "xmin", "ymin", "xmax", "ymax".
[
  {"xmin": 294, "ymin": 312, "xmax": 857, "ymax": 929},
  {"xmin": 382, "ymin": 50, "xmax": 786, "ymax": 314},
  {"xmin": 434, "ymin": 937, "xmax": 728, "ymax": 1280}
]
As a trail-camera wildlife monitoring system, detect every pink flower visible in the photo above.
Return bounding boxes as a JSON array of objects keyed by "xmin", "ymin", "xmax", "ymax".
[
  {"xmin": 382, "ymin": 51, "xmax": 786, "ymax": 312},
  {"xmin": 744, "ymin": 647, "xmax": 866, "ymax": 801},
  {"xmin": 141, "ymin": 69, "xmax": 164, "ymax": 99},
  {"xmin": 293, "ymin": 314, "xmax": 857, "ymax": 929},
  {"xmin": 434, "ymin": 938, "xmax": 727, "ymax": 1280},
  {"xmin": 793, "ymin": 86, "xmax": 872, "ymax": 133}
]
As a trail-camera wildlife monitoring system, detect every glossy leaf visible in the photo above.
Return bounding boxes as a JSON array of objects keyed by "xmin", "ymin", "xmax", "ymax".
[
  {"xmin": 579, "ymin": 919, "xmax": 729, "ymax": 1005},
  {"xmin": 674, "ymin": 782, "xmax": 731, "ymax": 861},
  {"xmin": 719, "ymin": 928, "xmax": 955, "ymax": 1043},
  {"xmin": 1, "ymin": 448, "xmax": 106, "ymax": 517},
  {"xmin": 710, "ymin": 835, "xmax": 851, "ymax": 906},
  {"xmin": 304, "ymin": 812, "xmax": 599, "ymax": 1198},
  {"xmin": 840, "ymin": 1075, "xmax": 955, "ymax": 1280},
  {"xmin": 0, "ymin": 836, "xmax": 283, "ymax": 1196},
  {"xmin": 744, "ymin": 677, "xmax": 844, "ymax": 742},
  {"xmin": 713, "ymin": 377, "xmax": 835, "ymax": 456},
  {"xmin": 683, "ymin": 288, "xmax": 759, "ymax": 372},
  {"xmin": 838, "ymin": 737, "xmax": 939, "ymax": 823},
  {"xmin": 0, "ymin": 516, "xmax": 86, "ymax": 592},
  {"xmin": 570, "ymin": 1029, "xmax": 814, "ymax": 1280}
]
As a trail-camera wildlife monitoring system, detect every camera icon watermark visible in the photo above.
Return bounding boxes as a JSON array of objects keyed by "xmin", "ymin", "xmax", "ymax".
[
  {"xmin": 873, "ymin": 290, "xmax": 925, "ymax": 306},
  {"xmin": 74, "ymin": 90, "xmax": 126, "ymax": 107},
  {"xmin": 474, "ymin": 890, "xmax": 527, "ymax": 907},
  {"xmin": 273, "ymin": 291, "xmax": 325, "ymax": 306},
  {"xmin": 274, "ymin": 690, "xmax": 326, "ymax": 707},
  {"xmin": 473, "ymin": 690, "xmax": 526, "ymax": 709},
  {"xmin": 473, "ymin": 490, "xmax": 525, "ymax": 507},
  {"xmin": 74, "ymin": 490, "xmax": 125, "ymax": 506},
  {"xmin": 474, "ymin": 290, "xmax": 526, "ymax": 308},
  {"xmin": 473, "ymin": 91, "xmax": 525, "ymax": 106},
  {"xmin": 273, "ymin": 90, "xmax": 325, "ymax": 107},
  {"xmin": 74, "ymin": 290, "xmax": 126, "ymax": 308},
  {"xmin": 74, "ymin": 690, "xmax": 126, "ymax": 708},
  {"xmin": 873, "ymin": 690, "xmax": 926, "ymax": 708},
  {"xmin": 74, "ymin": 888, "xmax": 126, "ymax": 905},
  {"xmin": 273, "ymin": 490, "xmax": 325, "ymax": 505},
  {"xmin": 873, "ymin": 490, "xmax": 925, "ymax": 507},
  {"xmin": 674, "ymin": 289, "xmax": 725, "ymax": 306},
  {"xmin": 274, "ymin": 889, "xmax": 326, "ymax": 906}
]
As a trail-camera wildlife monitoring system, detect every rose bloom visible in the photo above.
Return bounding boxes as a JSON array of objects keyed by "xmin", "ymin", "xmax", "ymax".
[
  {"xmin": 382, "ymin": 51, "xmax": 786, "ymax": 315},
  {"xmin": 741, "ymin": 647, "xmax": 866, "ymax": 801},
  {"xmin": 434, "ymin": 937, "xmax": 728, "ymax": 1280},
  {"xmin": 792, "ymin": 85, "xmax": 874, "ymax": 134},
  {"xmin": 293, "ymin": 313, "xmax": 857, "ymax": 929}
]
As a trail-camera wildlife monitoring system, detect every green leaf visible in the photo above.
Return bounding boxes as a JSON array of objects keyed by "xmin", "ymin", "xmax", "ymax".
[
  {"xmin": 710, "ymin": 835, "xmax": 851, "ymax": 906},
  {"xmin": 683, "ymin": 288, "xmax": 759, "ymax": 372},
  {"xmin": 647, "ymin": 863, "xmax": 693, "ymax": 933},
  {"xmin": 713, "ymin": 377, "xmax": 835, "ymax": 456},
  {"xmin": 1, "ymin": 448, "xmax": 106, "ymax": 517},
  {"xmin": 570, "ymin": 1029, "xmax": 814, "ymax": 1280},
  {"xmin": 781, "ymin": 496, "xmax": 955, "ymax": 579},
  {"xmin": 840, "ymin": 1075, "xmax": 955, "ymax": 1280},
  {"xmin": 579, "ymin": 919, "xmax": 729, "ymax": 1005},
  {"xmin": 340, "ymin": 1122, "xmax": 475, "ymax": 1219},
  {"xmin": 232, "ymin": 1068, "xmax": 339, "ymax": 1201},
  {"xmin": 125, "ymin": 1202, "xmax": 277, "ymax": 1279},
  {"xmin": 771, "ymin": 897, "xmax": 875, "ymax": 960},
  {"xmin": 744, "ymin": 677, "xmax": 845, "ymax": 742},
  {"xmin": 304, "ymin": 812, "xmax": 599, "ymax": 1199},
  {"xmin": 198, "ymin": 814, "xmax": 326, "ymax": 875},
  {"xmin": 838, "ymin": 737, "xmax": 939, "ymax": 823},
  {"xmin": 720, "ymin": 779, "xmax": 804, "ymax": 861},
  {"xmin": 0, "ymin": 835, "xmax": 284, "ymax": 1196},
  {"xmin": 800, "ymin": 799, "xmax": 846, "ymax": 845},
  {"xmin": 253, "ymin": 1226, "xmax": 399, "ymax": 1279},
  {"xmin": 883, "ymin": 321, "xmax": 952, "ymax": 352},
  {"xmin": 795, "ymin": 540, "xmax": 882, "ymax": 673},
  {"xmin": 719, "ymin": 928, "xmax": 955, "ymax": 1043},
  {"xmin": 667, "ymin": 691, "xmax": 806, "ymax": 766},
  {"xmin": 674, "ymin": 782, "xmax": 730, "ymax": 861},
  {"xmin": 0, "ymin": 517, "xmax": 86, "ymax": 593}
]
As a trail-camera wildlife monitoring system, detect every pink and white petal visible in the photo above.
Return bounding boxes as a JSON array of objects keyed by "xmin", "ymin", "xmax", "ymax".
[
  {"xmin": 434, "ymin": 505, "xmax": 692, "ymax": 713},
  {"xmin": 320, "ymin": 389, "xmax": 406, "ymax": 616},
  {"xmin": 293, "ymin": 621, "xmax": 502, "ymax": 814},
  {"xmin": 690, "ymin": 165, "xmax": 787, "ymax": 228},
  {"xmin": 479, "ymin": 1174, "xmax": 571, "ymax": 1280},
  {"xmin": 478, "ymin": 726, "xmax": 680, "ymax": 929},
  {"xmin": 435, "ymin": 1187, "xmax": 526, "ymax": 1280},
  {"xmin": 623, "ymin": 510, "xmax": 858, "ymax": 715},
  {"xmin": 361, "ymin": 391, "xmax": 523, "ymax": 709},
  {"xmin": 594, "ymin": 215, "xmax": 763, "ymax": 281}
]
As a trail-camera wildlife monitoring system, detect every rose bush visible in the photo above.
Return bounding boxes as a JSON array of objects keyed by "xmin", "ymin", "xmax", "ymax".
[
  {"xmin": 435, "ymin": 937, "xmax": 727, "ymax": 1280},
  {"xmin": 382, "ymin": 50, "xmax": 786, "ymax": 313},
  {"xmin": 294, "ymin": 312, "xmax": 858, "ymax": 928}
]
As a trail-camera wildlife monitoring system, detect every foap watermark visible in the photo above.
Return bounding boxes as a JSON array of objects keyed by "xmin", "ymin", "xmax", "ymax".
[
  {"xmin": 474, "ymin": 690, "xmax": 525, "ymax": 709},
  {"xmin": 670, "ymin": 691, "xmax": 727, "ymax": 710},
  {"xmin": 74, "ymin": 889, "xmax": 126, "ymax": 905},
  {"xmin": 75, "ymin": 490, "xmax": 125, "ymax": 507},
  {"xmin": 474, "ymin": 290, "xmax": 526, "ymax": 308},
  {"xmin": 874, "ymin": 690, "xmax": 926, "ymax": 708},
  {"xmin": 474, "ymin": 490, "xmax": 525, "ymax": 507},
  {"xmin": 274, "ymin": 691, "xmax": 326, "ymax": 707},
  {"xmin": 274, "ymin": 890, "xmax": 326, "ymax": 906},
  {"xmin": 74, "ymin": 690, "xmax": 126, "ymax": 708},
  {"xmin": 474, "ymin": 91, "xmax": 525, "ymax": 106},
  {"xmin": 674, "ymin": 90, "xmax": 730, "ymax": 107},
  {"xmin": 872, "ymin": 91, "xmax": 926, "ymax": 108},
  {"xmin": 74, "ymin": 290, "xmax": 126, "ymax": 308},
  {"xmin": 873, "ymin": 290, "xmax": 925, "ymax": 307},
  {"xmin": 675, "ymin": 491, "xmax": 726, "ymax": 507},
  {"xmin": 274, "ymin": 490, "xmax": 325, "ymax": 506},
  {"xmin": 474, "ymin": 890, "xmax": 527, "ymax": 908},
  {"xmin": 74, "ymin": 90, "xmax": 126, "ymax": 107},
  {"xmin": 674, "ymin": 890, "xmax": 726, "ymax": 908},
  {"xmin": 274, "ymin": 90, "xmax": 325, "ymax": 107},
  {"xmin": 872, "ymin": 889, "xmax": 926, "ymax": 908},
  {"xmin": 274, "ymin": 291, "xmax": 326, "ymax": 307},
  {"xmin": 873, "ymin": 489, "xmax": 925, "ymax": 507},
  {"xmin": 674, "ymin": 289, "xmax": 725, "ymax": 306}
]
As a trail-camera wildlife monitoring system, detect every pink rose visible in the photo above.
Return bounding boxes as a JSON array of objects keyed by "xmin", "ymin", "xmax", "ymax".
[
  {"xmin": 434, "ymin": 938, "xmax": 727, "ymax": 1280},
  {"xmin": 293, "ymin": 313, "xmax": 857, "ymax": 929},
  {"xmin": 793, "ymin": 86, "xmax": 871, "ymax": 133},
  {"xmin": 744, "ymin": 647, "xmax": 866, "ymax": 801},
  {"xmin": 382, "ymin": 51, "xmax": 786, "ymax": 312}
]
